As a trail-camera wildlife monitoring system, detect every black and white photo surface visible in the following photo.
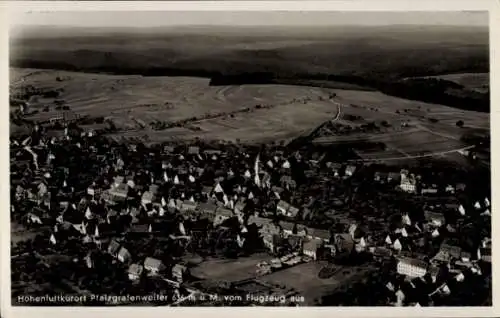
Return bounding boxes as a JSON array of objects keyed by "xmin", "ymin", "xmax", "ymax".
[{"xmin": 8, "ymin": 9, "xmax": 492, "ymax": 307}]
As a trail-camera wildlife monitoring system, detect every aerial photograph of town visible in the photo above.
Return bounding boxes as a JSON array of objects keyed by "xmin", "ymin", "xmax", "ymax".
[{"xmin": 9, "ymin": 10, "xmax": 491, "ymax": 307}]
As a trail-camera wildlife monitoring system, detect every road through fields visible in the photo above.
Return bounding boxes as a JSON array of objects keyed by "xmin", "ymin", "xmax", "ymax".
[{"xmin": 349, "ymin": 145, "xmax": 475, "ymax": 162}]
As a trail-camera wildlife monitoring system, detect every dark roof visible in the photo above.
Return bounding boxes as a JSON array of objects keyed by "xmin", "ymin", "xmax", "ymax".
[
  {"xmin": 279, "ymin": 221, "xmax": 295, "ymax": 232},
  {"xmin": 198, "ymin": 202, "xmax": 218, "ymax": 214},
  {"xmin": 287, "ymin": 235, "xmax": 303, "ymax": 248},
  {"xmin": 480, "ymin": 247, "xmax": 491, "ymax": 256},
  {"xmin": 188, "ymin": 146, "xmax": 200, "ymax": 155},
  {"xmin": 372, "ymin": 246, "xmax": 392, "ymax": 257},
  {"xmin": 215, "ymin": 207, "xmax": 233, "ymax": 218},
  {"xmin": 334, "ymin": 233, "xmax": 355, "ymax": 251},
  {"xmin": 441, "ymin": 242, "xmax": 462, "ymax": 256},
  {"xmin": 308, "ymin": 227, "xmax": 330, "ymax": 240},
  {"xmin": 129, "ymin": 224, "xmax": 150, "ymax": 233},
  {"xmin": 248, "ymin": 215, "xmax": 272, "ymax": 227},
  {"xmin": 388, "ymin": 172, "xmax": 400, "ymax": 179},
  {"xmin": 108, "ymin": 240, "xmax": 121, "ymax": 254},
  {"xmin": 303, "ymin": 238, "xmax": 323, "ymax": 251},
  {"xmin": 424, "ymin": 211, "xmax": 446, "ymax": 222}
]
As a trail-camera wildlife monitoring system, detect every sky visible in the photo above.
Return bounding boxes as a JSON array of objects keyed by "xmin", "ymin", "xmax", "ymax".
[{"xmin": 11, "ymin": 11, "xmax": 488, "ymax": 28}]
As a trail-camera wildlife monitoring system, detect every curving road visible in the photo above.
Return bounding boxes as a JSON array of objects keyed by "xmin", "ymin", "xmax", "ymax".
[
  {"xmin": 330, "ymin": 100, "xmax": 344, "ymax": 121},
  {"xmin": 283, "ymin": 97, "xmax": 343, "ymax": 147}
]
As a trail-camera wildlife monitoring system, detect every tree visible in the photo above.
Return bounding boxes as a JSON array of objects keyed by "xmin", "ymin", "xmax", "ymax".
[{"xmin": 456, "ymin": 120, "xmax": 465, "ymax": 128}]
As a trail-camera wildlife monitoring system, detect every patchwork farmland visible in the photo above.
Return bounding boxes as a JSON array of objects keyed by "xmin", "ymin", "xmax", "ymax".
[
  {"xmin": 11, "ymin": 67, "xmax": 488, "ymax": 162},
  {"xmin": 310, "ymin": 89, "xmax": 488, "ymax": 161},
  {"xmin": 12, "ymin": 68, "xmax": 340, "ymax": 143}
]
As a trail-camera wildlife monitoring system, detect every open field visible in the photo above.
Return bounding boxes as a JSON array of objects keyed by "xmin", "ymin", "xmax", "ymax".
[
  {"xmin": 335, "ymin": 89, "xmax": 489, "ymax": 128},
  {"xmin": 426, "ymin": 72, "xmax": 489, "ymax": 93},
  {"xmin": 311, "ymin": 89, "xmax": 488, "ymax": 161},
  {"xmin": 190, "ymin": 253, "xmax": 274, "ymax": 282},
  {"xmin": 349, "ymin": 131, "xmax": 471, "ymax": 162},
  {"xmin": 257, "ymin": 262, "xmax": 377, "ymax": 305},
  {"xmin": 11, "ymin": 67, "xmax": 489, "ymax": 155},
  {"xmin": 12, "ymin": 68, "xmax": 340, "ymax": 143}
]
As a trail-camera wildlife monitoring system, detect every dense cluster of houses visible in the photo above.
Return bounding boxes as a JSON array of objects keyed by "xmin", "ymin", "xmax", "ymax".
[{"xmin": 10, "ymin": 122, "xmax": 491, "ymax": 306}]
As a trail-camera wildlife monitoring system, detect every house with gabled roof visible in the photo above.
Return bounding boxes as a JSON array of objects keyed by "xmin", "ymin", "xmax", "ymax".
[
  {"xmin": 396, "ymin": 257, "xmax": 428, "ymax": 278},
  {"xmin": 433, "ymin": 240, "xmax": 462, "ymax": 263},
  {"xmin": 198, "ymin": 201, "xmax": 218, "ymax": 216},
  {"xmin": 281, "ymin": 200, "xmax": 297, "ymax": 214},
  {"xmin": 334, "ymin": 233, "xmax": 354, "ymax": 254},
  {"xmin": 234, "ymin": 201, "xmax": 246, "ymax": 214},
  {"xmin": 369, "ymin": 246, "xmax": 393, "ymax": 262},
  {"xmin": 247, "ymin": 215, "xmax": 272, "ymax": 228},
  {"xmin": 26, "ymin": 211, "xmax": 44, "ymax": 225},
  {"xmin": 387, "ymin": 172, "xmax": 401, "ymax": 183},
  {"xmin": 172, "ymin": 264, "xmax": 188, "ymax": 283},
  {"xmin": 128, "ymin": 263, "xmax": 144, "ymax": 281},
  {"xmin": 424, "ymin": 211, "xmax": 446, "ymax": 227},
  {"xmin": 113, "ymin": 176, "xmax": 125, "ymax": 187},
  {"xmin": 303, "ymin": 238, "xmax": 323, "ymax": 260},
  {"xmin": 180, "ymin": 200, "xmax": 198, "ymax": 213},
  {"xmin": 478, "ymin": 247, "xmax": 491, "ymax": 263},
  {"xmin": 213, "ymin": 207, "xmax": 234, "ymax": 227},
  {"xmin": 187, "ymin": 145, "xmax": 200, "ymax": 155},
  {"xmin": 262, "ymin": 233, "xmax": 281, "ymax": 254},
  {"xmin": 307, "ymin": 227, "xmax": 331, "ymax": 242},
  {"xmin": 345, "ymin": 165, "xmax": 357, "ymax": 177},
  {"xmin": 144, "ymin": 257, "xmax": 166, "ymax": 275},
  {"xmin": 276, "ymin": 200, "xmax": 291, "ymax": 215},
  {"xmin": 374, "ymin": 171, "xmax": 387, "ymax": 182},
  {"xmin": 108, "ymin": 239, "xmax": 121, "ymax": 256},
  {"xmin": 107, "ymin": 183, "xmax": 129, "ymax": 203},
  {"xmin": 287, "ymin": 234, "xmax": 304, "ymax": 253},
  {"xmin": 141, "ymin": 191, "xmax": 157, "ymax": 206},
  {"xmin": 128, "ymin": 223, "xmax": 150, "ymax": 234},
  {"xmin": 117, "ymin": 247, "xmax": 132, "ymax": 263}
]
